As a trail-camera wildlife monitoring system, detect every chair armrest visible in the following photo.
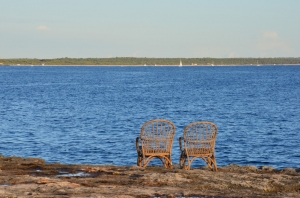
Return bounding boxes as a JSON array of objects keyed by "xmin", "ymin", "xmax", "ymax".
[{"xmin": 179, "ymin": 137, "xmax": 184, "ymax": 151}]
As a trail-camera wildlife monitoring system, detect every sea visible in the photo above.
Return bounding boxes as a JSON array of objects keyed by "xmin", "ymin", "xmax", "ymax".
[{"xmin": 0, "ymin": 65, "xmax": 299, "ymax": 169}]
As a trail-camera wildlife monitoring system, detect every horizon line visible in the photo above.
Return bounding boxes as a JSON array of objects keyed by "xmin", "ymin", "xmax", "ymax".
[{"xmin": 1, "ymin": 57, "xmax": 300, "ymax": 60}]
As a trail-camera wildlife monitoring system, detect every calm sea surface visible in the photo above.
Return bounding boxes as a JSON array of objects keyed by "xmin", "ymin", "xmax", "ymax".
[{"xmin": 0, "ymin": 66, "xmax": 299, "ymax": 169}]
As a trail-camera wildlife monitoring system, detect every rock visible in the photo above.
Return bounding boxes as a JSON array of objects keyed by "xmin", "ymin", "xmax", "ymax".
[
  {"xmin": 261, "ymin": 166, "xmax": 276, "ymax": 172},
  {"xmin": 36, "ymin": 187, "xmax": 47, "ymax": 193},
  {"xmin": 0, "ymin": 156, "xmax": 45, "ymax": 166},
  {"xmin": 55, "ymin": 189, "xmax": 68, "ymax": 195},
  {"xmin": 21, "ymin": 158, "xmax": 46, "ymax": 165},
  {"xmin": 245, "ymin": 165, "xmax": 258, "ymax": 171},
  {"xmin": 281, "ymin": 168, "xmax": 296, "ymax": 174},
  {"xmin": 172, "ymin": 164, "xmax": 180, "ymax": 169},
  {"xmin": 128, "ymin": 166, "xmax": 145, "ymax": 170},
  {"xmin": 0, "ymin": 156, "xmax": 299, "ymax": 197}
]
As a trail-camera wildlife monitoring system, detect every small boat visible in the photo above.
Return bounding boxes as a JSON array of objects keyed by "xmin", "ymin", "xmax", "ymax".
[{"xmin": 179, "ymin": 60, "xmax": 182, "ymax": 67}]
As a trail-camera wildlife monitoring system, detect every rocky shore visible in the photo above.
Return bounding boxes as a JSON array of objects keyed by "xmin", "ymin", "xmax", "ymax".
[{"xmin": 0, "ymin": 156, "xmax": 299, "ymax": 197}]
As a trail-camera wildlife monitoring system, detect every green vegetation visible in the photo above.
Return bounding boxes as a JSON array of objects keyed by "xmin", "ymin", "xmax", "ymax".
[{"xmin": 1, "ymin": 57, "xmax": 300, "ymax": 66}]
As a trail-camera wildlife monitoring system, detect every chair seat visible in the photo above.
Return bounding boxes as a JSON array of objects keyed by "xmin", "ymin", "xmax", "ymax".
[
  {"xmin": 186, "ymin": 148, "xmax": 213, "ymax": 155},
  {"xmin": 143, "ymin": 151, "xmax": 170, "ymax": 156}
]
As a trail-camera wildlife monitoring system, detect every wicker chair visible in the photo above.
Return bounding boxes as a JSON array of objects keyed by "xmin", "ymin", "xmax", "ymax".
[
  {"xmin": 179, "ymin": 121, "xmax": 218, "ymax": 171},
  {"xmin": 136, "ymin": 119, "xmax": 176, "ymax": 168}
]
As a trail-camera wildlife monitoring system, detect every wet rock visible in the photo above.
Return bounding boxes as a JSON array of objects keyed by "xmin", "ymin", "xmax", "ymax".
[
  {"xmin": 281, "ymin": 168, "xmax": 296, "ymax": 174},
  {"xmin": 0, "ymin": 156, "xmax": 45, "ymax": 166},
  {"xmin": 21, "ymin": 157, "xmax": 46, "ymax": 165},
  {"xmin": 245, "ymin": 165, "xmax": 258, "ymax": 172},
  {"xmin": 261, "ymin": 166, "xmax": 276, "ymax": 172}
]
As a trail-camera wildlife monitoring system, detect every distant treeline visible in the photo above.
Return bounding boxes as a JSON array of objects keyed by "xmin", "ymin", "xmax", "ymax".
[{"xmin": 1, "ymin": 57, "xmax": 300, "ymax": 66}]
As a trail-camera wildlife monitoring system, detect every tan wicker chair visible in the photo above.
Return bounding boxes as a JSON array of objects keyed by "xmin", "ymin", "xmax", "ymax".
[
  {"xmin": 136, "ymin": 119, "xmax": 176, "ymax": 168},
  {"xmin": 179, "ymin": 121, "xmax": 218, "ymax": 171}
]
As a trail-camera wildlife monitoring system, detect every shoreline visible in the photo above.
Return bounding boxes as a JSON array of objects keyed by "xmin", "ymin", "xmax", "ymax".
[
  {"xmin": 1, "ymin": 64, "xmax": 300, "ymax": 67},
  {"xmin": 1, "ymin": 156, "xmax": 299, "ymax": 197}
]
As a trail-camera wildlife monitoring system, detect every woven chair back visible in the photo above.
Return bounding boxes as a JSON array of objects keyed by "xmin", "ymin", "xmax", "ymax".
[
  {"xmin": 183, "ymin": 122, "xmax": 218, "ymax": 155},
  {"xmin": 140, "ymin": 120, "xmax": 176, "ymax": 154}
]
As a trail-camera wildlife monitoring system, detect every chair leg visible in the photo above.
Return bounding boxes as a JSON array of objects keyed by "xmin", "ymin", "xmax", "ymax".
[
  {"xmin": 179, "ymin": 152, "xmax": 187, "ymax": 169},
  {"xmin": 137, "ymin": 156, "xmax": 142, "ymax": 167},
  {"xmin": 179, "ymin": 155, "xmax": 217, "ymax": 171},
  {"xmin": 137, "ymin": 150, "xmax": 143, "ymax": 167},
  {"xmin": 189, "ymin": 156, "xmax": 203, "ymax": 170},
  {"xmin": 205, "ymin": 155, "xmax": 218, "ymax": 171},
  {"xmin": 159, "ymin": 157, "xmax": 168, "ymax": 168},
  {"xmin": 157, "ymin": 157, "xmax": 172, "ymax": 169},
  {"xmin": 143, "ymin": 156, "xmax": 154, "ymax": 168},
  {"xmin": 207, "ymin": 157, "xmax": 213, "ymax": 170},
  {"xmin": 167, "ymin": 161, "xmax": 172, "ymax": 169},
  {"xmin": 137, "ymin": 155, "xmax": 174, "ymax": 169},
  {"xmin": 211, "ymin": 154, "xmax": 218, "ymax": 171},
  {"xmin": 165, "ymin": 157, "xmax": 173, "ymax": 169},
  {"xmin": 181, "ymin": 154, "xmax": 193, "ymax": 170},
  {"xmin": 185, "ymin": 158, "xmax": 192, "ymax": 170}
]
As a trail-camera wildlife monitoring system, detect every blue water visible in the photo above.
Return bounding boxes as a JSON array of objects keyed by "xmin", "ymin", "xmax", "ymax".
[{"xmin": 0, "ymin": 66, "xmax": 299, "ymax": 169}]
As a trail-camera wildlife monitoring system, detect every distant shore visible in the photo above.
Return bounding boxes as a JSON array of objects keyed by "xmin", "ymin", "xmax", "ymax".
[
  {"xmin": 1, "ymin": 57, "xmax": 300, "ymax": 67},
  {"xmin": 1, "ymin": 64, "xmax": 300, "ymax": 67}
]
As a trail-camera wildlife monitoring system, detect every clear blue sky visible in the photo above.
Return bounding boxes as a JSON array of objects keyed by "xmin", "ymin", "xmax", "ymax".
[{"xmin": 1, "ymin": 0, "xmax": 300, "ymax": 58}]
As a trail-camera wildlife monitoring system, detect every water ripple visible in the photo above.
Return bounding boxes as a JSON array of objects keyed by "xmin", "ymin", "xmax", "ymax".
[{"xmin": 0, "ymin": 66, "xmax": 299, "ymax": 169}]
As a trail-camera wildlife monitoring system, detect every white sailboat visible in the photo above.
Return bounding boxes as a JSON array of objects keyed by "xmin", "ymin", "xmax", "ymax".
[{"xmin": 179, "ymin": 59, "xmax": 182, "ymax": 67}]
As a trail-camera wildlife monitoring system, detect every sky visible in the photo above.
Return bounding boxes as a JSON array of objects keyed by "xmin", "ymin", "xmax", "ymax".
[{"xmin": 1, "ymin": 0, "xmax": 300, "ymax": 59}]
